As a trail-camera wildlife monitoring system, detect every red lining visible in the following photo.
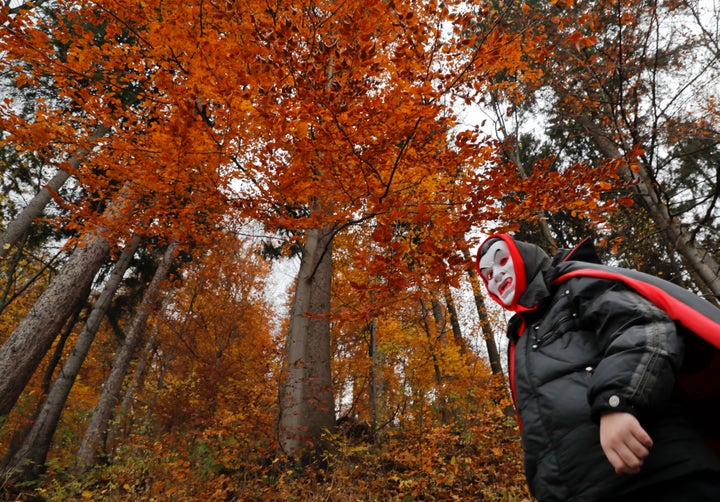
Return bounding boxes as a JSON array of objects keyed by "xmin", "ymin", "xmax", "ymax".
[
  {"xmin": 562, "ymin": 237, "xmax": 593, "ymax": 262},
  {"xmin": 552, "ymin": 269, "xmax": 720, "ymax": 348}
]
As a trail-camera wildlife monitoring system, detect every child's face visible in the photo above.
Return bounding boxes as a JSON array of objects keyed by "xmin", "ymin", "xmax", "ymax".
[{"xmin": 479, "ymin": 240, "xmax": 516, "ymax": 306}]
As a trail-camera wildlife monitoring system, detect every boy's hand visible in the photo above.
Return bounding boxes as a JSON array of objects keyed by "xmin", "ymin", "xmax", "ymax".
[{"xmin": 600, "ymin": 412, "xmax": 653, "ymax": 474}]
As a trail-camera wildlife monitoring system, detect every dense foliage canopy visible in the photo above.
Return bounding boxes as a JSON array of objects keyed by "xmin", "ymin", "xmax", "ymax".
[{"xmin": 0, "ymin": 0, "xmax": 718, "ymax": 499}]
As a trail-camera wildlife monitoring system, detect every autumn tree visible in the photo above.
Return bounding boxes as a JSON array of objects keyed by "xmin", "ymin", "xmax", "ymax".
[
  {"xmin": 489, "ymin": 0, "xmax": 720, "ymax": 296},
  {"xmin": 0, "ymin": 0, "xmax": 244, "ymax": 419},
  {"xmin": 158, "ymin": 0, "xmax": 517, "ymax": 459},
  {"xmin": 111, "ymin": 232, "xmax": 277, "ymax": 475},
  {"xmin": 0, "ymin": 236, "xmax": 140, "ymax": 481}
]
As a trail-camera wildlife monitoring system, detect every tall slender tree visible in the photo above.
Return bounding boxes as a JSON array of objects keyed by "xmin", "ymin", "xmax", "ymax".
[{"xmin": 76, "ymin": 240, "xmax": 178, "ymax": 471}]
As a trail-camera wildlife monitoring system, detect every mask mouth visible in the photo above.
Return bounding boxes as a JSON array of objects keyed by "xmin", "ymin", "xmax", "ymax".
[{"xmin": 498, "ymin": 277, "xmax": 513, "ymax": 297}]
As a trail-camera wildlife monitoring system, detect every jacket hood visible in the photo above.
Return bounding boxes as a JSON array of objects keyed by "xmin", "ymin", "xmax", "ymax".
[
  {"xmin": 476, "ymin": 234, "xmax": 552, "ymax": 312},
  {"xmin": 551, "ymin": 237, "xmax": 603, "ymax": 267}
]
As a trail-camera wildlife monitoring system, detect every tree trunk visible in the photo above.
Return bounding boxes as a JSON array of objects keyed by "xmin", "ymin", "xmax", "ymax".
[
  {"xmin": 0, "ymin": 232, "xmax": 111, "ymax": 417},
  {"xmin": 443, "ymin": 284, "xmax": 467, "ymax": 355},
  {"xmin": 0, "ymin": 125, "xmax": 110, "ymax": 259},
  {"xmin": 40, "ymin": 284, "xmax": 91, "ymax": 395},
  {"xmin": 75, "ymin": 240, "xmax": 178, "ymax": 471},
  {"xmin": 0, "ymin": 230, "xmax": 30, "ymax": 314},
  {"xmin": 107, "ymin": 327, "xmax": 157, "ymax": 448},
  {"xmin": 368, "ymin": 316, "xmax": 379, "ymax": 443},
  {"xmin": 428, "ymin": 296, "xmax": 449, "ymax": 423},
  {"xmin": 460, "ymin": 240, "xmax": 503, "ymax": 375},
  {"xmin": 579, "ymin": 117, "xmax": 720, "ymax": 302},
  {"xmin": 0, "ymin": 236, "xmax": 139, "ymax": 481},
  {"xmin": 278, "ymin": 226, "xmax": 335, "ymax": 459}
]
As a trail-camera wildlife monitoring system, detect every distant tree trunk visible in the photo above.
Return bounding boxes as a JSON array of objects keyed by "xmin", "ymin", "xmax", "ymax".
[
  {"xmin": 76, "ymin": 240, "xmax": 178, "ymax": 471},
  {"xmin": 107, "ymin": 327, "xmax": 157, "ymax": 448},
  {"xmin": 0, "ymin": 236, "xmax": 139, "ymax": 481},
  {"xmin": 488, "ymin": 95, "xmax": 558, "ymax": 253},
  {"xmin": 143, "ymin": 334, "xmax": 177, "ymax": 432},
  {"xmin": 368, "ymin": 316, "xmax": 379, "ymax": 443},
  {"xmin": 0, "ymin": 232, "xmax": 111, "ymax": 417},
  {"xmin": 278, "ymin": 225, "xmax": 335, "ymax": 459},
  {"xmin": 428, "ymin": 296, "xmax": 450, "ymax": 423},
  {"xmin": 0, "ymin": 231, "xmax": 30, "ymax": 314},
  {"xmin": 0, "ymin": 240, "xmax": 64, "ymax": 318},
  {"xmin": 460, "ymin": 240, "xmax": 503, "ymax": 375},
  {"xmin": 0, "ymin": 125, "xmax": 110, "ymax": 259},
  {"xmin": 443, "ymin": 284, "xmax": 467, "ymax": 355}
]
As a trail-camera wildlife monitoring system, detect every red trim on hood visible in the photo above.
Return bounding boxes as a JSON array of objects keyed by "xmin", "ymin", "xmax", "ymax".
[{"xmin": 552, "ymin": 269, "xmax": 720, "ymax": 349}]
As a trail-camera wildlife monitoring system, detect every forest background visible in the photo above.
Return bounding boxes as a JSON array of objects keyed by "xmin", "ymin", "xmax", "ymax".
[{"xmin": 0, "ymin": 0, "xmax": 718, "ymax": 500}]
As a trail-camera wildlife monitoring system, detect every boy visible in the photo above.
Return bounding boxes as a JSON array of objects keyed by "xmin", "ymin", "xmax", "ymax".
[{"xmin": 477, "ymin": 234, "xmax": 720, "ymax": 501}]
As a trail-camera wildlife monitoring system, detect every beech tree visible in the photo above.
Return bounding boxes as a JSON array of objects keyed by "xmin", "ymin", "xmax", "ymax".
[
  {"xmin": 0, "ymin": 0, "xmax": 239, "ymax": 418},
  {"xmin": 174, "ymin": 0, "xmax": 515, "ymax": 458}
]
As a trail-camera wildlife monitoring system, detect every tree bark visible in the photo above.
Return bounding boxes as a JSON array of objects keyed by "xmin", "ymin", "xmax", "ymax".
[
  {"xmin": 428, "ymin": 296, "xmax": 449, "ymax": 423},
  {"xmin": 40, "ymin": 284, "xmax": 91, "ymax": 395},
  {"xmin": 278, "ymin": 225, "xmax": 335, "ymax": 459},
  {"xmin": 0, "ymin": 125, "xmax": 110, "ymax": 259},
  {"xmin": 75, "ymin": 240, "xmax": 177, "ymax": 471},
  {"xmin": 0, "ymin": 235, "xmax": 139, "ymax": 481},
  {"xmin": 0, "ymin": 232, "xmax": 111, "ymax": 417},
  {"xmin": 443, "ymin": 284, "xmax": 467, "ymax": 355}
]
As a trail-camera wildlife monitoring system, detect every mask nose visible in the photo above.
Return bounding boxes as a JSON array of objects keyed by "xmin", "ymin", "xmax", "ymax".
[{"xmin": 493, "ymin": 267, "xmax": 505, "ymax": 282}]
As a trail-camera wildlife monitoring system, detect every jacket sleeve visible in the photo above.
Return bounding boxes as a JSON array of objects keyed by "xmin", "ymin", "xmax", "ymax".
[{"xmin": 569, "ymin": 277, "xmax": 685, "ymax": 421}]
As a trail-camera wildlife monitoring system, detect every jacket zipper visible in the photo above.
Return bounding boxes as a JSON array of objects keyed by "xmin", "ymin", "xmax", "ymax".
[
  {"xmin": 531, "ymin": 289, "xmax": 574, "ymax": 350},
  {"xmin": 509, "ymin": 319, "xmax": 524, "ymax": 431}
]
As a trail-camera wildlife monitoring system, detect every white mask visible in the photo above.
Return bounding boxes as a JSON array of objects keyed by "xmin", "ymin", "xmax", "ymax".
[{"xmin": 479, "ymin": 240, "xmax": 516, "ymax": 306}]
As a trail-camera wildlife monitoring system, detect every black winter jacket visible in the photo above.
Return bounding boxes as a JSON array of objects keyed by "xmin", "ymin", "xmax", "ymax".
[{"xmin": 479, "ymin": 235, "xmax": 720, "ymax": 502}]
